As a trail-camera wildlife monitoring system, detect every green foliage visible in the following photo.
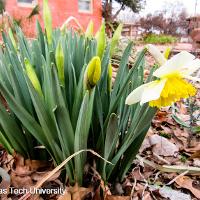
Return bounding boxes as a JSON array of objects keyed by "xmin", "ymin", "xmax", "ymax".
[
  {"xmin": 0, "ymin": 8, "xmax": 157, "ymax": 186},
  {"xmin": 143, "ymin": 34, "xmax": 178, "ymax": 44}
]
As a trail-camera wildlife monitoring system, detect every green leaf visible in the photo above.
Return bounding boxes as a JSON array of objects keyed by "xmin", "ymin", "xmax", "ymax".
[
  {"xmin": 102, "ymin": 113, "xmax": 119, "ymax": 179},
  {"xmin": 74, "ymin": 89, "xmax": 95, "ymax": 185},
  {"xmin": 0, "ymin": 130, "xmax": 14, "ymax": 155}
]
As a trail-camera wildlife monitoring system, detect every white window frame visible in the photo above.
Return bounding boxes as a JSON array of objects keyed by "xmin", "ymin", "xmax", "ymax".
[
  {"xmin": 78, "ymin": 0, "xmax": 93, "ymax": 14},
  {"xmin": 17, "ymin": 0, "xmax": 37, "ymax": 8}
]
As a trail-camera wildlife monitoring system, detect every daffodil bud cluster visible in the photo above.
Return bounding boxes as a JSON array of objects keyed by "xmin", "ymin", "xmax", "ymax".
[
  {"xmin": 84, "ymin": 56, "xmax": 101, "ymax": 90},
  {"xmin": 24, "ymin": 58, "xmax": 43, "ymax": 97}
]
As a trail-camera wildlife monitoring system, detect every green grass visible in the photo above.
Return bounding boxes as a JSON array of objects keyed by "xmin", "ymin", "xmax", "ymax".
[{"xmin": 143, "ymin": 34, "xmax": 178, "ymax": 44}]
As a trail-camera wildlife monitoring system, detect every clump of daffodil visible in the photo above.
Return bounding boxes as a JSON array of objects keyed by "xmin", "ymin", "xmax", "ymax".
[
  {"xmin": 84, "ymin": 56, "xmax": 101, "ymax": 90},
  {"xmin": 126, "ymin": 45, "xmax": 200, "ymax": 108}
]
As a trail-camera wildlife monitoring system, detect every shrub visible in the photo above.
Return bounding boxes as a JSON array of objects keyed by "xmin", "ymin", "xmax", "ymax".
[{"xmin": 143, "ymin": 33, "xmax": 178, "ymax": 44}]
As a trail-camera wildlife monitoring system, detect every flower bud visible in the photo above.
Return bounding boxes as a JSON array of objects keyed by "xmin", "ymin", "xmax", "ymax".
[
  {"xmin": 24, "ymin": 58, "xmax": 43, "ymax": 97},
  {"xmin": 85, "ymin": 20, "xmax": 94, "ymax": 39},
  {"xmin": 43, "ymin": 0, "xmax": 52, "ymax": 45},
  {"xmin": 110, "ymin": 24, "xmax": 123, "ymax": 57},
  {"xmin": 55, "ymin": 41, "xmax": 65, "ymax": 86},
  {"xmin": 96, "ymin": 22, "xmax": 106, "ymax": 59},
  {"xmin": 146, "ymin": 44, "xmax": 167, "ymax": 66},
  {"xmin": 84, "ymin": 56, "xmax": 101, "ymax": 90},
  {"xmin": 163, "ymin": 47, "xmax": 171, "ymax": 59}
]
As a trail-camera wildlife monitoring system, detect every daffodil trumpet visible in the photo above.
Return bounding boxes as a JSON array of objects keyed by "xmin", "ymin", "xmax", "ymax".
[{"xmin": 126, "ymin": 45, "xmax": 200, "ymax": 108}]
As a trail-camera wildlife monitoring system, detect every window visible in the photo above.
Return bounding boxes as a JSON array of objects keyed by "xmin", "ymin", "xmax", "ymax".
[
  {"xmin": 17, "ymin": 0, "xmax": 37, "ymax": 7},
  {"xmin": 78, "ymin": 0, "xmax": 92, "ymax": 13}
]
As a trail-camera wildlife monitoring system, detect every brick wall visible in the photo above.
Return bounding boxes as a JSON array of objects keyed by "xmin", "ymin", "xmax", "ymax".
[{"xmin": 5, "ymin": 0, "xmax": 102, "ymax": 37}]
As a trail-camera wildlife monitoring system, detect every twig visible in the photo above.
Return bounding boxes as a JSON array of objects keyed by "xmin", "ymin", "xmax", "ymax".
[
  {"xmin": 153, "ymin": 152, "xmax": 170, "ymax": 165},
  {"xmin": 130, "ymin": 177, "xmax": 137, "ymax": 200},
  {"xmin": 153, "ymin": 171, "xmax": 160, "ymax": 184},
  {"xmin": 136, "ymin": 155, "xmax": 200, "ymax": 174},
  {"xmin": 165, "ymin": 170, "xmax": 189, "ymax": 185}
]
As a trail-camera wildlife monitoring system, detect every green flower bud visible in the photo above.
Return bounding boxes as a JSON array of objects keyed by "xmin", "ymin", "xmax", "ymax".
[
  {"xmin": 84, "ymin": 56, "xmax": 101, "ymax": 90},
  {"xmin": 24, "ymin": 58, "xmax": 43, "ymax": 97},
  {"xmin": 96, "ymin": 22, "xmax": 106, "ymax": 59},
  {"xmin": 55, "ymin": 41, "xmax": 65, "ymax": 86},
  {"xmin": 43, "ymin": 0, "xmax": 52, "ymax": 45},
  {"xmin": 110, "ymin": 24, "xmax": 123, "ymax": 57},
  {"xmin": 85, "ymin": 20, "xmax": 94, "ymax": 39},
  {"xmin": 108, "ymin": 63, "xmax": 112, "ymax": 92}
]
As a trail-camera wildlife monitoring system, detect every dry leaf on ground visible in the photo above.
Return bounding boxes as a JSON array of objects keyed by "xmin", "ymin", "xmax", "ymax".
[
  {"xmin": 58, "ymin": 184, "xmax": 93, "ymax": 200},
  {"xmin": 175, "ymin": 176, "xmax": 200, "ymax": 199},
  {"xmin": 58, "ymin": 189, "xmax": 71, "ymax": 200},
  {"xmin": 149, "ymin": 135, "xmax": 179, "ymax": 156},
  {"xmin": 105, "ymin": 195, "xmax": 130, "ymax": 200},
  {"xmin": 150, "ymin": 186, "xmax": 191, "ymax": 200}
]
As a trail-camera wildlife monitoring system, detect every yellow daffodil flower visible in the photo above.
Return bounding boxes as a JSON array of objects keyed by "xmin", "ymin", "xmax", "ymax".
[{"xmin": 126, "ymin": 46, "xmax": 200, "ymax": 108}]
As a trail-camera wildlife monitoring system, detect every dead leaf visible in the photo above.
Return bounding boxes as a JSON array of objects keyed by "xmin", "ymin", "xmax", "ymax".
[
  {"xmin": 11, "ymin": 173, "xmax": 33, "ymax": 188},
  {"xmin": 59, "ymin": 184, "xmax": 93, "ymax": 200},
  {"xmin": 143, "ymin": 191, "xmax": 152, "ymax": 200},
  {"xmin": 105, "ymin": 195, "xmax": 130, "ymax": 200},
  {"xmin": 190, "ymin": 150, "xmax": 200, "ymax": 159},
  {"xmin": 139, "ymin": 129, "xmax": 153, "ymax": 153},
  {"xmin": 149, "ymin": 135, "xmax": 179, "ymax": 156},
  {"xmin": 193, "ymin": 159, "xmax": 200, "ymax": 167},
  {"xmin": 58, "ymin": 189, "xmax": 71, "ymax": 200},
  {"xmin": 158, "ymin": 186, "xmax": 191, "ymax": 200},
  {"xmin": 175, "ymin": 176, "xmax": 200, "ymax": 199},
  {"xmin": 173, "ymin": 128, "xmax": 189, "ymax": 138},
  {"xmin": 185, "ymin": 144, "xmax": 200, "ymax": 153},
  {"xmin": 31, "ymin": 171, "xmax": 61, "ymax": 182}
]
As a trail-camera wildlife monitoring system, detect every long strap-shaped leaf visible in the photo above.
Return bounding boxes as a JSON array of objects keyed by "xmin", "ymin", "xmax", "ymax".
[
  {"xmin": 74, "ymin": 89, "xmax": 95, "ymax": 185},
  {"xmin": 0, "ymin": 81, "xmax": 52, "ymax": 155}
]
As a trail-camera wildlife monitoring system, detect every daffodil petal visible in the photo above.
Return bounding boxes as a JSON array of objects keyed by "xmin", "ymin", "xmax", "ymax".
[
  {"xmin": 146, "ymin": 44, "xmax": 167, "ymax": 65},
  {"xmin": 125, "ymin": 84, "xmax": 148, "ymax": 105},
  {"xmin": 181, "ymin": 58, "xmax": 200, "ymax": 76},
  {"xmin": 153, "ymin": 51, "xmax": 195, "ymax": 78},
  {"xmin": 140, "ymin": 79, "xmax": 167, "ymax": 105}
]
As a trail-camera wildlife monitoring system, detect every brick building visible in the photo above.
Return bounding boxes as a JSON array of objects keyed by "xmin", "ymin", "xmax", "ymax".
[{"xmin": 5, "ymin": 0, "xmax": 102, "ymax": 37}]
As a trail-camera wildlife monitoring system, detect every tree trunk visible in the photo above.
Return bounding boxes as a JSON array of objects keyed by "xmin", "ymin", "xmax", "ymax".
[{"xmin": 104, "ymin": 0, "xmax": 113, "ymax": 23}]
